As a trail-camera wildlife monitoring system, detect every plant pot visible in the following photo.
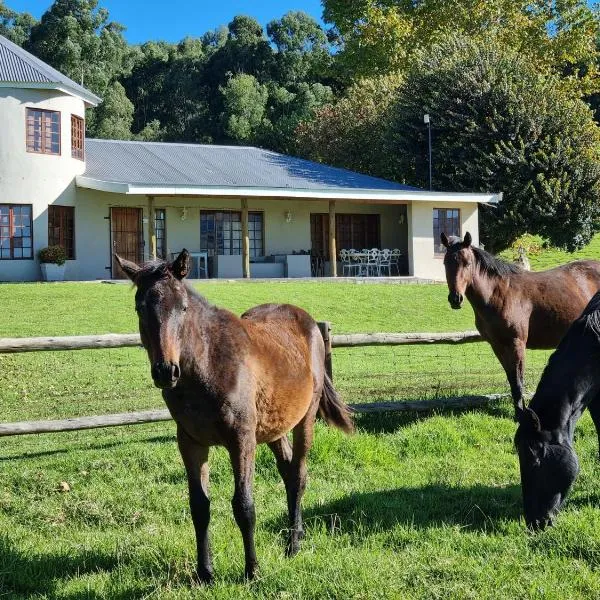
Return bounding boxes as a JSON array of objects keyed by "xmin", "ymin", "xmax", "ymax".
[{"xmin": 40, "ymin": 263, "xmax": 66, "ymax": 281}]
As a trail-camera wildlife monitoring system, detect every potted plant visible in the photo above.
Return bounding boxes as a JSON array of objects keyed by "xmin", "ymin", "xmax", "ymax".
[{"xmin": 39, "ymin": 245, "xmax": 67, "ymax": 281}]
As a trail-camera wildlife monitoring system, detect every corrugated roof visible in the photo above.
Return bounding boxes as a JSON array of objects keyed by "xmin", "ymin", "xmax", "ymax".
[
  {"xmin": 0, "ymin": 34, "xmax": 101, "ymax": 106},
  {"xmin": 83, "ymin": 139, "xmax": 418, "ymax": 192}
]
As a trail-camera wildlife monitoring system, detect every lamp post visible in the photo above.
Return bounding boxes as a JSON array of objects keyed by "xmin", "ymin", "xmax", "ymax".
[{"xmin": 424, "ymin": 113, "xmax": 432, "ymax": 191}]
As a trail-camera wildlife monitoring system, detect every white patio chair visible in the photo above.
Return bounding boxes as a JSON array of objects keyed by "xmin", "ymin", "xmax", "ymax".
[
  {"xmin": 365, "ymin": 248, "xmax": 380, "ymax": 276},
  {"xmin": 391, "ymin": 248, "xmax": 402, "ymax": 275},
  {"xmin": 340, "ymin": 249, "xmax": 359, "ymax": 276},
  {"xmin": 378, "ymin": 249, "xmax": 392, "ymax": 276}
]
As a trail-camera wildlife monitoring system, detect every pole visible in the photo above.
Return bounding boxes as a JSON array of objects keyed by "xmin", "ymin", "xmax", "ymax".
[
  {"xmin": 241, "ymin": 198, "xmax": 250, "ymax": 279},
  {"xmin": 427, "ymin": 121, "xmax": 432, "ymax": 191},
  {"xmin": 329, "ymin": 200, "xmax": 337, "ymax": 277}
]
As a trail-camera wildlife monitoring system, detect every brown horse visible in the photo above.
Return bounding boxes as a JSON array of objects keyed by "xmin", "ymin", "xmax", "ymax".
[
  {"xmin": 441, "ymin": 232, "xmax": 600, "ymax": 418},
  {"xmin": 115, "ymin": 250, "xmax": 354, "ymax": 583}
]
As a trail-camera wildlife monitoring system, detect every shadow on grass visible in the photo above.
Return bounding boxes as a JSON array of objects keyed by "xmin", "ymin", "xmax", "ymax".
[
  {"xmin": 353, "ymin": 400, "xmax": 513, "ymax": 434},
  {"xmin": 268, "ymin": 483, "xmax": 522, "ymax": 543},
  {"xmin": 0, "ymin": 434, "xmax": 175, "ymax": 462}
]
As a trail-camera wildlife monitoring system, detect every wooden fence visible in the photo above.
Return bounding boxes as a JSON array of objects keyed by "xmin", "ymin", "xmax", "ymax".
[{"xmin": 0, "ymin": 324, "xmax": 501, "ymax": 438}]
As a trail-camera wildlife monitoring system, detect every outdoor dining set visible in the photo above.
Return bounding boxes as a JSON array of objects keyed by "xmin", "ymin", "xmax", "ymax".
[{"xmin": 340, "ymin": 248, "xmax": 403, "ymax": 276}]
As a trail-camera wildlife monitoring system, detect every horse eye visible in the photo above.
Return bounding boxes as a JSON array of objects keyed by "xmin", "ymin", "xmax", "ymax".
[{"xmin": 182, "ymin": 305, "xmax": 188, "ymax": 312}]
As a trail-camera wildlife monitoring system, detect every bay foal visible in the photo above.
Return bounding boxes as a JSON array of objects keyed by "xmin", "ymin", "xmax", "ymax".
[{"xmin": 116, "ymin": 250, "xmax": 353, "ymax": 583}]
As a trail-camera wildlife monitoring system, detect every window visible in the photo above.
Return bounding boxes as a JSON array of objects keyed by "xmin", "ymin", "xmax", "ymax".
[
  {"xmin": 155, "ymin": 209, "xmax": 166, "ymax": 259},
  {"xmin": 0, "ymin": 205, "xmax": 33, "ymax": 259},
  {"xmin": 200, "ymin": 211, "xmax": 264, "ymax": 258},
  {"xmin": 48, "ymin": 205, "xmax": 75, "ymax": 259},
  {"xmin": 310, "ymin": 213, "xmax": 380, "ymax": 259},
  {"xmin": 26, "ymin": 108, "xmax": 60, "ymax": 155},
  {"xmin": 71, "ymin": 115, "xmax": 84, "ymax": 160},
  {"xmin": 433, "ymin": 208, "xmax": 460, "ymax": 254}
]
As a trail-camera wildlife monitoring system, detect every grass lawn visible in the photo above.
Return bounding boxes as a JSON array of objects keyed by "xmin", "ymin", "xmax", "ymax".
[{"xmin": 1, "ymin": 281, "xmax": 599, "ymax": 598}]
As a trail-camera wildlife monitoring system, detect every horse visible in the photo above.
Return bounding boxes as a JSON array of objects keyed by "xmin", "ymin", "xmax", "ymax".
[
  {"xmin": 515, "ymin": 291, "xmax": 600, "ymax": 530},
  {"xmin": 115, "ymin": 249, "xmax": 354, "ymax": 583},
  {"xmin": 440, "ymin": 232, "xmax": 600, "ymax": 417}
]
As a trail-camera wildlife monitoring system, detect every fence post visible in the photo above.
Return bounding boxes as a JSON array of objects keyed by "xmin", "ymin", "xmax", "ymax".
[{"xmin": 317, "ymin": 321, "xmax": 333, "ymax": 381}]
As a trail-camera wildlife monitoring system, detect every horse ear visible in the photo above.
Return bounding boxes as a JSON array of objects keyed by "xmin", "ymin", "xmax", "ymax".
[
  {"xmin": 517, "ymin": 407, "xmax": 541, "ymax": 433},
  {"xmin": 440, "ymin": 232, "xmax": 450, "ymax": 248},
  {"xmin": 463, "ymin": 232, "xmax": 472, "ymax": 248},
  {"xmin": 114, "ymin": 254, "xmax": 141, "ymax": 282},
  {"xmin": 171, "ymin": 249, "xmax": 191, "ymax": 280}
]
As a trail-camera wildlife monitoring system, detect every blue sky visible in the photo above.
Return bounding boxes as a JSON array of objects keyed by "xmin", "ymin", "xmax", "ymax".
[{"xmin": 6, "ymin": 1, "xmax": 326, "ymax": 43}]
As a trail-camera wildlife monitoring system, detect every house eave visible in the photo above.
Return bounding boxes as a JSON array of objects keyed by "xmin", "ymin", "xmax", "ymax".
[
  {"xmin": 0, "ymin": 81, "xmax": 101, "ymax": 107},
  {"xmin": 75, "ymin": 176, "xmax": 501, "ymax": 204}
]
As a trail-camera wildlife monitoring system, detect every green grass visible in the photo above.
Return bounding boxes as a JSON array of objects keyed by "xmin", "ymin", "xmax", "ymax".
[
  {"xmin": 498, "ymin": 233, "xmax": 600, "ymax": 271},
  {"xmin": 1, "ymin": 281, "xmax": 599, "ymax": 598}
]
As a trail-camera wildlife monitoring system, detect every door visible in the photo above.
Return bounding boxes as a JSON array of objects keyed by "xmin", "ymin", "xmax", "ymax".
[{"xmin": 111, "ymin": 207, "xmax": 143, "ymax": 279}]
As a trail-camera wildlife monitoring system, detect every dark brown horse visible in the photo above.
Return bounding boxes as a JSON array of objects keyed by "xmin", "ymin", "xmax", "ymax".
[
  {"xmin": 441, "ymin": 232, "xmax": 600, "ymax": 417},
  {"xmin": 115, "ymin": 250, "xmax": 354, "ymax": 583}
]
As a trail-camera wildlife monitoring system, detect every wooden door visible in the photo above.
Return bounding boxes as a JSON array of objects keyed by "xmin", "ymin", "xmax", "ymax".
[{"xmin": 111, "ymin": 207, "xmax": 143, "ymax": 279}]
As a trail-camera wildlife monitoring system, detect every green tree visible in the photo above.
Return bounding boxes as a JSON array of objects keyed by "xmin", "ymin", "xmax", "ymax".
[
  {"xmin": 0, "ymin": 2, "xmax": 37, "ymax": 45},
  {"xmin": 25, "ymin": 0, "xmax": 130, "ymax": 96},
  {"xmin": 220, "ymin": 73, "xmax": 268, "ymax": 142},
  {"xmin": 324, "ymin": 0, "xmax": 599, "ymax": 95},
  {"xmin": 294, "ymin": 74, "xmax": 402, "ymax": 177},
  {"xmin": 88, "ymin": 80, "xmax": 133, "ymax": 139},
  {"xmin": 389, "ymin": 35, "xmax": 600, "ymax": 251}
]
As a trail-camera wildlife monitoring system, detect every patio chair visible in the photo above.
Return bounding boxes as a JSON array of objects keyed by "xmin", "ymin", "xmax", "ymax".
[
  {"xmin": 366, "ymin": 248, "xmax": 380, "ymax": 276},
  {"xmin": 391, "ymin": 248, "xmax": 402, "ymax": 275},
  {"xmin": 378, "ymin": 249, "xmax": 392, "ymax": 276},
  {"xmin": 340, "ymin": 249, "xmax": 359, "ymax": 276}
]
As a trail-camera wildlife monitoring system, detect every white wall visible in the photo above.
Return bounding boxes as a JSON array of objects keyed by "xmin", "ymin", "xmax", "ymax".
[
  {"xmin": 408, "ymin": 201, "xmax": 480, "ymax": 280},
  {"xmin": 68, "ymin": 191, "xmax": 410, "ymax": 280},
  {"xmin": 0, "ymin": 87, "xmax": 86, "ymax": 281}
]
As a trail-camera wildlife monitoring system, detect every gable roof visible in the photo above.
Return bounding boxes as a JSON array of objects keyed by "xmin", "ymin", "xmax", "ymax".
[
  {"xmin": 0, "ymin": 34, "xmax": 101, "ymax": 106},
  {"xmin": 77, "ymin": 139, "xmax": 500, "ymax": 204}
]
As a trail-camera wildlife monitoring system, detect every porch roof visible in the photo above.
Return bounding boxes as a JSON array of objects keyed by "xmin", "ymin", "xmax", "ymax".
[{"xmin": 77, "ymin": 139, "xmax": 500, "ymax": 204}]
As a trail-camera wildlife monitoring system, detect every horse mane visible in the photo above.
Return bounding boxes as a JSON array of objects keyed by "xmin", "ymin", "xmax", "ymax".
[
  {"xmin": 447, "ymin": 237, "xmax": 522, "ymax": 277},
  {"xmin": 582, "ymin": 291, "xmax": 600, "ymax": 338}
]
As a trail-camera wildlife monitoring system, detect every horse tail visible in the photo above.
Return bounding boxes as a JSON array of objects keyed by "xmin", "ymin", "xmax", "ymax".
[{"xmin": 318, "ymin": 373, "xmax": 354, "ymax": 434}]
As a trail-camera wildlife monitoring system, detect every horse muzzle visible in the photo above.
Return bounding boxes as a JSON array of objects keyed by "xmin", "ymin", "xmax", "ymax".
[
  {"xmin": 448, "ymin": 292, "xmax": 464, "ymax": 310},
  {"xmin": 151, "ymin": 361, "xmax": 180, "ymax": 389}
]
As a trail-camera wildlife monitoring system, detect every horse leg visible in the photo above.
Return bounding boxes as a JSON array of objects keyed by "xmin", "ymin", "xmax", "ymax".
[
  {"xmin": 268, "ymin": 436, "xmax": 300, "ymax": 553},
  {"xmin": 285, "ymin": 407, "xmax": 318, "ymax": 557},
  {"xmin": 177, "ymin": 426, "xmax": 212, "ymax": 584},
  {"xmin": 228, "ymin": 434, "xmax": 258, "ymax": 580},
  {"xmin": 587, "ymin": 399, "xmax": 600, "ymax": 460},
  {"xmin": 492, "ymin": 338, "xmax": 526, "ymax": 417}
]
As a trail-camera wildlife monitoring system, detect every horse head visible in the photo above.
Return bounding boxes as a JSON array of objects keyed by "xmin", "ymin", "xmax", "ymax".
[
  {"xmin": 115, "ymin": 249, "xmax": 191, "ymax": 389},
  {"xmin": 441, "ymin": 231, "xmax": 475, "ymax": 309},
  {"xmin": 514, "ymin": 407, "xmax": 579, "ymax": 530}
]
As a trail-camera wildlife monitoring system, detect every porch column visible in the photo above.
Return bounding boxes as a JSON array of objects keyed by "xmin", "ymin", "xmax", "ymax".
[
  {"xmin": 329, "ymin": 200, "xmax": 337, "ymax": 277},
  {"xmin": 241, "ymin": 198, "xmax": 250, "ymax": 278},
  {"xmin": 147, "ymin": 195, "xmax": 156, "ymax": 260}
]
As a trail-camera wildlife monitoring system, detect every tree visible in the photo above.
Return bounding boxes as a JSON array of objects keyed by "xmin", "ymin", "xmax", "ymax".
[
  {"xmin": 220, "ymin": 73, "xmax": 268, "ymax": 142},
  {"xmin": 25, "ymin": 0, "xmax": 130, "ymax": 96},
  {"xmin": 294, "ymin": 74, "xmax": 402, "ymax": 177},
  {"xmin": 0, "ymin": 2, "xmax": 37, "ymax": 46},
  {"xmin": 88, "ymin": 80, "xmax": 133, "ymax": 139},
  {"xmin": 388, "ymin": 35, "xmax": 600, "ymax": 251},
  {"xmin": 324, "ymin": 0, "xmax": 599, "ymax": 95}
]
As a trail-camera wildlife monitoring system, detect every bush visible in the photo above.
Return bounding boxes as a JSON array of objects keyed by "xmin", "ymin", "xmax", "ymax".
[{"xmin": 38, "ymin": 245, "xmax": 66, "ymax": 266}]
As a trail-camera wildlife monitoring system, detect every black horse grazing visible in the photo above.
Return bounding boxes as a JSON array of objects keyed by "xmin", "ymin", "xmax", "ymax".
[{"xmin": 515, "ymin": 291, "xmax": 600, "ymax": 530}]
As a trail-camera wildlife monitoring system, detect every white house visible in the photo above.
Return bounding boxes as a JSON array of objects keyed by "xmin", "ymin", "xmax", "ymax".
[{"xmin": 0, "ymin": 34, "xmax": 499, "ymax": 282}]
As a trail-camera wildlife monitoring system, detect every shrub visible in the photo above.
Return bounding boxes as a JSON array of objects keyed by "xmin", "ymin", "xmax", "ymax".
[{"xmin": 38, "ymin": 245, "xmax": 67, "ymax": 266}]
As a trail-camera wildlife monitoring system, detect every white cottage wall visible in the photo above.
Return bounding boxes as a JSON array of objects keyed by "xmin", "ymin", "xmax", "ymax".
[{"xmin": 0, "ymin": 88, "xmax": 86, "ymax": 281}]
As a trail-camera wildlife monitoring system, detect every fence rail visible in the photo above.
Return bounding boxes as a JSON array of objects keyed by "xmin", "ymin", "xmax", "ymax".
[
  {"xmin": 0, "ymin": 329, "xmax": 483, "ymax": 353},
  {"xmin": 0, "ymin": 324, "xmax": 505, "ymax": 438}
]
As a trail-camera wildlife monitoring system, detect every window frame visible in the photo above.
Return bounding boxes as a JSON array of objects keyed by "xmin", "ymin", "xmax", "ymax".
[
  {"xmin": 71, "ymin": 114, "xmax": 85, "ymax": 160},
  {"xmin": 200, "ymin": 210, "xmax": 265, "ymax": 258},
  {"xmin": 26, "ymin": 108, "xmax": 61, "ymax": 155},
  {"xmin": 433, "ymin": 207, "xmax": 461, "ymax": 255},
  {"xmin": 48, "ymin": 205, "xmax": 75, "ymax": 260},
  {"xmin": 154, "ymin": 208, "xmax": 167, "ymax": 260},
  {"xmin": 0, "ymin": 204, "xmax": 34, "ymax": 260}
]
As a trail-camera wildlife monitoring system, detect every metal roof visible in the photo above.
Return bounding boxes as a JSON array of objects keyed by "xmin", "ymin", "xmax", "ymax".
[
  {"xmin": 83, "ymin": 139, "xmax": 419, "ymax": 192},
  {"xmin": 0, "ymin": 34, "xmax": 101, "ymax": 106}
]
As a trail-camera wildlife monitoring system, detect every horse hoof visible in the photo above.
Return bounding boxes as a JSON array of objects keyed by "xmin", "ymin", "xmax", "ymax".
[
  {"xmin": 244, "ymin": 562, "xmax": 259, "ymax": 581},
  {"xmin": 194, "ymin": 568, "xmax": 214, "ymax": 586}
]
